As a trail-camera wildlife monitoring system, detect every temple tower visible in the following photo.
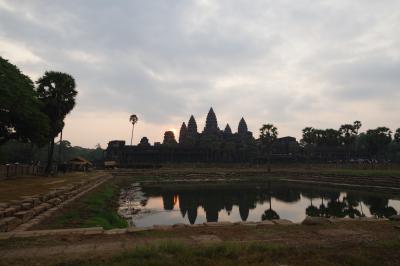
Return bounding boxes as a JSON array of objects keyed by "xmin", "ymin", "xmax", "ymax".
[
  {"xmin": 224, "ymin": 124, "xmax": 232, "ymax": 135},
  {"xmin": 203, "ymin": 107, "xmax": 219, "ymax": 134},
  {"xmin": 187, "ymin": 115, "xmax": 198, "ymax": 138},
  {"xmin": 138, "ymin": 137, "xmax": 150, "ymax": 147},
  {"xmin": 163, "ymin": 131, "xmax": 177, "ymax": 145},
  {"xmin": 238, "ymin": 117, "xmax": 248, "ymax": 136},
  {"xmin": 179, "ymin": 122, "xmax": 187, "ymax": 144}
]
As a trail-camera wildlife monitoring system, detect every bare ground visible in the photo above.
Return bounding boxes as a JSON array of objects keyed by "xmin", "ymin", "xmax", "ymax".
[{"xmin": 1, "ymin": 221, "xmax": 400, "ymax": 265}]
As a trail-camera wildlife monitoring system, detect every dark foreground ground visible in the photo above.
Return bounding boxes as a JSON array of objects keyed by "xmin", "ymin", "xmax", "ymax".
[
  {"xmin": 1, "ymin": 221, "xmax": 400, "ymax": 266},
  {"xmin": 2, "ymin": 165, "xmax": 400, "ymax": 265}
]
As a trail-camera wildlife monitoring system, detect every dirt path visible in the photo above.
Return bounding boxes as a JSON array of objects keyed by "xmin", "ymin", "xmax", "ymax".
[{"xmin": 1, "ymin": 221, "xmax": 399, "ymax": 265}]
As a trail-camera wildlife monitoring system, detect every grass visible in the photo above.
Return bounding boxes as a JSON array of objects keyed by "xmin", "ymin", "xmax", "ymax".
[
  {"xmin": 41, "ymin": 181, "xmax": 128, "ymax": 230},
  {"xmin": 55, "ymin": 239, "xmax": 400, "ymax": 266}
]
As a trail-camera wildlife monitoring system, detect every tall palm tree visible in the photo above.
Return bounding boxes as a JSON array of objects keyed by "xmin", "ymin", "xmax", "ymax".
[
  {"xmin": 37, "ymin": 71, "xmax": 77, "ymax": 174},
  {"xmin": 129, "ymin": 114, "xmax": 138, "ymax": 145}
]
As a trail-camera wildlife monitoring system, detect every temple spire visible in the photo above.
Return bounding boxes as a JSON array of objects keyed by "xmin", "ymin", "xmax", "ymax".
[
  {"xmin": 179, "ymin": 122, "xmax": 187, "ymax": 144},
  {"xmin": 187, "ymin": 115, "xmax": 198, "ymax": 138},
  {"xmin": 203, "ymin": 107, "xmax": 219, "ymax": 134},
  {"xmin": 238, "ymin": 117, "xmax": 248, "ymax": 136},
  {"xmin": 224, "ymin": 124, "xmax": 232, "ymax": 135}
]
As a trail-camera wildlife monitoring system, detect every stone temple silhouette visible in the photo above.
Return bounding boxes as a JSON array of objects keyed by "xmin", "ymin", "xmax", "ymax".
[{"xmin": 105, "ymin": 107, "xmax": 298, "ymax": 165}]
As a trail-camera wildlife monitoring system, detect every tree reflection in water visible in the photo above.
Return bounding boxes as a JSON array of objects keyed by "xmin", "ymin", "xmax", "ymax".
[
  {"xmin": 364, "ymin": 197, "xmax": 397, "ymax": 218},
  {"xmin": 262, "ymin": 182, "xmax": 280, "ymax": 221},
  {"xmin": 137, "ymin": 182, "xmax": 398, "ymax": 224}
]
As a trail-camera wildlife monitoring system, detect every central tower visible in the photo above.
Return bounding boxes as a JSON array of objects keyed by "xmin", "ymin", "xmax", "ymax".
[{"xmin": 203, "ymin": 107, "xmax": 219, "ymax": 134}]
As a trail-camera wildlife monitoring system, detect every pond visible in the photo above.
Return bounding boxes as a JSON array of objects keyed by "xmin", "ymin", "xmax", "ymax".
[{"xmin": 118, "ymin": 181, "xmax": 400, "ymax": 227}]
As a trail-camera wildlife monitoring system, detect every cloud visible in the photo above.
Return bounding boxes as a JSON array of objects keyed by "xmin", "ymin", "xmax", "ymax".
[
  {"xmin": 1, "ymin": 0, "xmax": 400, "ymax": 147},
  {"xmin": 0, "ymin": 37, "xmax": 43, "ymax": 64}
]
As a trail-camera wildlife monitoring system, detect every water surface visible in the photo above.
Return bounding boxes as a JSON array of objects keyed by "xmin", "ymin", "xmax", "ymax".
[{"xmin": 118, "ymin": 181, "xmax": 400, "ymax": 227}]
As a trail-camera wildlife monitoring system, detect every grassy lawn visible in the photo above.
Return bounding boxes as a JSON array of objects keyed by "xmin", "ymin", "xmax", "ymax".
[
  {"xmin": 56, "ymin": 239, "xmax": 400, "ymax": 266},
  {"xmin": 0, "ymin": 171, "xmax": 103, "ymax": 202},
  {"xmin": 34, "ymin": 180, "xmax": 128, "ymax": 230}
]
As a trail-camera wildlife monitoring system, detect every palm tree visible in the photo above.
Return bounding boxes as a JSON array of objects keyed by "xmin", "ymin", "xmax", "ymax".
[
  {"xmin": 339, "ymin": 124, "xmax": 357, "ymax": 160},
  {"xmin": 259, "ymin": 124, "xmax": 278, "ymax": 172},
  {"xmin": 129, "ymin": 114, "xmax": 138, "ymax": 145},
  {"xmin": 36, "ymin": 71, "xmax": 77, "ymax": 174},
  {"xmin": 353, "ymin": 121, "xmax": 362, "ymax": 135}
]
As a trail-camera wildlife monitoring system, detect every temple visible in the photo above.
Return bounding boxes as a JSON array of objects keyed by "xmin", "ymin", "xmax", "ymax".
[{"xmin": 105, "ymin": 107, "xmax": 298, "ymax": 165}]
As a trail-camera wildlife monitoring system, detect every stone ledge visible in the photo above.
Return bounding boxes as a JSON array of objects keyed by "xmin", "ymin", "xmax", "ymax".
[
  {"xmin": 256, "ymin": 220, "xmax": 274, "ymax": 227},
  {"xmin": 127, "ymin": 226, "xmax": 152, "ymax": 233},
  {"xmin": 0, "ymin": 217, "xmax": 21, "ymax": 232},
  {"xmin": 302, "ymin": 216, "xmax": 332, "ymax": 225},
  {"xmin": 172, "ymin": 223, "xmax": 187, "ymax": 228},
  {"xmin": 0, "ymin": 232, "xmax": 14, "ymax": 240},
  {"xmin": 9, "ymin": 175, "xmax": 111, "ymax": 232},
  {"xmin": 389, "ymin": 215, "xmax": 400, "ymax": 221},
  {"xmin": 0, "ymin": 218, "xmax": 394, "ymax": 239},
  {"xmin": 14, "ymin": 210, "xmax": 34, "ymax": 223},
  {"xmin": 152, "ymin": 225, "xmax": 173, "ymax": 230},
  {"xmin": 104, "ymin": 228, "xmax": 127, "ymax": 235},
  {"xmin": 204, "ymin": 221, "xmax": 233, "ymax": 227},
  {"xmin": 272, "ymin": 219, "xmax": 294, "ymax": 225}
]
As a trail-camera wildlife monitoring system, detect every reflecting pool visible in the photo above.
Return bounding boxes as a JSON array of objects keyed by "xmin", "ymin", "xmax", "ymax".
[{"xmin": 118, "ymin": 181, "xmax": 400, "ymax": 227}]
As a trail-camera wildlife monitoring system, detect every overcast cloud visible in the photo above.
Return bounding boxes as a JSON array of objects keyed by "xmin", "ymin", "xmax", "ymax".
[{"xmin": 1, "ymin": 0, "xmax": 399, "ymax": 147}]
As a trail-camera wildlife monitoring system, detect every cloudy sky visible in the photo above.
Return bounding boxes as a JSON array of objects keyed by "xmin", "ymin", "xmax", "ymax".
[{"xmin": 1, "ymin": 0, "xmax": 399, "ymax": 148}]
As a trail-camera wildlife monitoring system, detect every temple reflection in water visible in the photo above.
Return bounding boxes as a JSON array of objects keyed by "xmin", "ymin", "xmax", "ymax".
[{"xmin": 125, "ymin": 182, "xmax": 400, "ymax": 226}]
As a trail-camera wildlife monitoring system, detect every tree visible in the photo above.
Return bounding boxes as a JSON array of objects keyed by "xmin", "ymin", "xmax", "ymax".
[
  {"xmin": 301, "ymin": 127, "xmax": 317, "ymax": 165},
  {"xmin": 36, "ymin": 71, "xmax": 77, "ymax": 174},
  {"xmin": 0, "ymin": 56, "xmax": 49, "ymax": 146},
  {"xmin": 321, "ymin": 129, "xmax": 341, "ymax": 147},
  {"xmin": 353, "ymin": 121, "xmax": 362, "ymax": 135},
  {"xmin": 365, "ymin": 127, "xmax": 392, "ymax": 159},
  {"xmin": 339, "ymin": 124, "xmax": 357, "ymax": 146},
  {"xmin": 301, "ymin": 127, "xmax": 316, "ymax": 146},
  {"xmin": 395, "ymin": 128, "xmax": 400, "ymax": 143},
  {"xmin": 339, "ymin": 124, "xmax": 357, "ymax": 160},
  {"xmin": 259, "ymin": 124, "xmax": 278, "ymax": 172},
  {"xmin": 129, "ymin": 114, "xmax": 138, "ymax": 145}
]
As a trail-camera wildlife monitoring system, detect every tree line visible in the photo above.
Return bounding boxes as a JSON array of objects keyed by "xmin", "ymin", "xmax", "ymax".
[
  {"xmin": 299, "ymin": 121, "xmax": 400, "ymax": 163},
  {"xmin": 0, "ymin": 140, "xmax": 104, "ymax": 167},
  {"xmin": 230, "ymin": 121, "xmax": 399, "ymax": 169},
  {"xmin": 0, "ymin": 56, "xmax": 77, "ymax": 174}
]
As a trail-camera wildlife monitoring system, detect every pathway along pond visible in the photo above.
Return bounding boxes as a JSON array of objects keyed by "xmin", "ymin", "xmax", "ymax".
[{"xmin": 118, "ymin": 181, "xmax": 400, "ymax": 227}]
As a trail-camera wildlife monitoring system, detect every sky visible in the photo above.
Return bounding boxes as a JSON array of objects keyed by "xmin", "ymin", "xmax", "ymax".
[{"xmin": 1, "ymin": 0, "xmax": 399, "ymax": 148}]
